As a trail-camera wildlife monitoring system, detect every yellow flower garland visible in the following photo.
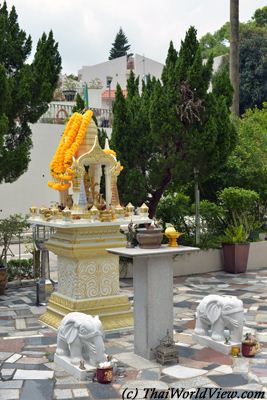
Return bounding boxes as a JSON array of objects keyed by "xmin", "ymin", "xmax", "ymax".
[{"xmin": 48, "ymin": 110, "xmax": 93, "ymax": 191}]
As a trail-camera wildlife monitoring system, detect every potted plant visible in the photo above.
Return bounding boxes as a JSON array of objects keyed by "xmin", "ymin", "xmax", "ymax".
[
  {"xmin": 222, "ymin": 224, "xmax": 250, "ymax": 274},
  {"xmin": 242, "ymin": 333, "xmax": 260, "ymax": 357},
  {"xmin": 219, "ymin": 188, "xmax": 260, "ymax": 274},
  {"xmin": 0, "ymin": 214, "xmax": 28, "ymax": 293}
]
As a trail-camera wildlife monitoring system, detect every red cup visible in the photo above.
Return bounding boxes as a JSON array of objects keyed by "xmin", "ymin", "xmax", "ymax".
[{"xmin": 96, "ymin": 366, "xmax": 113, "ymax": 384}]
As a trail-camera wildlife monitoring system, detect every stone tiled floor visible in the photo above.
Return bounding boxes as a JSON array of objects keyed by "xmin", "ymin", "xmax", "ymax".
[{"xmin": 1, "ymin": 269, "xmax": 267, "ymax": 399}]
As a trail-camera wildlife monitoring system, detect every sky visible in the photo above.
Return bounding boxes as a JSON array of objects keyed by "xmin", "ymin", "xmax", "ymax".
[{"xmin": 6, "ymin": 0, "xmax": 267, "ymax": 75}]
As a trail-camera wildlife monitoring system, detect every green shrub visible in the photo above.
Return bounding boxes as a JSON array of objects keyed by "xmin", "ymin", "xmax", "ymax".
[
  {"xmin": 198, "ymin": 200, "xmax": 225, "ymax": 248},
  {"xmin": 7, "ymin": 258, "xmax": 34, "ymax": 281},
  {"xmin": 156, "ymin": 192, "xmax": 194, "ymax": 245},
  {"xmin": 218, "ymin": 187, "xmax": 260, "ymax": 237}
]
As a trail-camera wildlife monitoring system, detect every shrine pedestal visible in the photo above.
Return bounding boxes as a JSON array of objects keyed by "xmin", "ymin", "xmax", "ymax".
[
  {"xmin": 107, "ymin": 246, "xmax": 199, "ymax": 359},
  {"xmin": 30, "ymin": 218, "xmax": 149, "ymax": 331}
]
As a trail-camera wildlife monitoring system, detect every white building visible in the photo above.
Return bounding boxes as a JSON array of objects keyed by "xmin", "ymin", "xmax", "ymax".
[
  {"xmin": 39, "ymin": 54, "xmax": 163, "ymax": 127},
  {"xmin": 78, "ymin": 54, "xmax": 164, "ymax": 112}
]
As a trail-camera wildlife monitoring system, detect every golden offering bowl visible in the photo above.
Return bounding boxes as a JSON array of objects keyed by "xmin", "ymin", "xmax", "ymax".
[
  {"xmin": 115, "ymin": 205, "xmax": 125, "ymax": 218},
  {"xmin": 51, "ymin": 207, "xmax": 59, "ymax": 217},
  {"xmin": 39, "ymin": 207, "xmax": 48, "ymax": 215},
  {"xmin": 100, "ymin": 210, "xmax": 113, "ymax": 222},
  {"xmin": 165, "ymin": 228, "xmax": 183, "ymax": 247},
  {"xmin": 231, "ymin": 345, "xmax": 241, "ymax": 357}
]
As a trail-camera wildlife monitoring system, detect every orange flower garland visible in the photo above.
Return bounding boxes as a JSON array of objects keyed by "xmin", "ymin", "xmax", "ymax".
[{"xmin": 48, "ymin": 110, "xmax": 93, "ymax": 191}]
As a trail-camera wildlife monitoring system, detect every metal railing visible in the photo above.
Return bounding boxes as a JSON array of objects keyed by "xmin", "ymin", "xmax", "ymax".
[{"xmin": 38, "ymin": 107, "xmax": 113, "ymax": 127}]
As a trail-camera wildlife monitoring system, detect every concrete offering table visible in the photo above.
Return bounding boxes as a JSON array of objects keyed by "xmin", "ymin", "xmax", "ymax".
[
  {"xmin": 29, "ymin": 217, "xmax": 150, "ymax": 331},
  {"xmin": 107, "ymin": 245, "xmax": 199, "ymax": 360}
]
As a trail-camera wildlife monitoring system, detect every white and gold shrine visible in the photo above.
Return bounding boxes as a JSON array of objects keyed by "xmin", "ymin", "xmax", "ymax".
[{"xmin": 30, "ymin": 114, "xmax": 150, "ymax": 331}]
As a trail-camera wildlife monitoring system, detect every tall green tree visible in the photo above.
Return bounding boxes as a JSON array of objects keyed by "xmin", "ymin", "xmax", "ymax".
[
  {"xmin": 199, "ymin": 23, "xmax": 230, "ymax": 59},
  {"xmin": 206, "ymin": 104, "xmax": 267, "ymax": 203},
  {"xmin": 112, "ymin": 27, "xmax": 236, "ymax": 217},
  {"xmin": 239, "ymin": 27, "xmax": 267, "ymax": 114},
  {"xmin": 253, "ymin": 6, "xmax": 267, "ymax": 27},
  {"xmin": 109, "ymin": 28, "xmax": 132, "ymax": 60},
  {"xmin": 0, "ymin": 2, "xmax": 61, "ymax": 183},
  {"xmin": 199, "ymin": 6, "xmax": 267, "ymax": 113}
]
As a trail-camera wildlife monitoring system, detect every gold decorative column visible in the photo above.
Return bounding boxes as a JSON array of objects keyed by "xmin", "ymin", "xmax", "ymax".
[{"xmin": 38, "ymin": 220, "xmax": 134, "ymax": 331}]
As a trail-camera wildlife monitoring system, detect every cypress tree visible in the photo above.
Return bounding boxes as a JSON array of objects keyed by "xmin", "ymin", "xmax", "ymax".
[
  {"xmin": 111, "ymin": 27, "xmax": 237, "ymax": 216},
  {"xmin": 0, "ymin": 2, "xmax": 61, "ymax": 183},
  {"xmin": 72, "ymin": 93, "xmax": 85, "ymax": 113}
]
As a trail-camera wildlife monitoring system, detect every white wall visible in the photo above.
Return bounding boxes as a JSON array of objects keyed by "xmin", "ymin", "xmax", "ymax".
[
  {"xmin": 88, "ymin": 89, "xmax": 102, "ymax": 109},
  {"xmin": 78, "ymin": 54, "xmax": 164, "ymax": 109},
  {"xmin": 120, "ymin": 242, "xmax": 267, "ymax": 278},
  {"xmin": 0, "ymin": 124, "xmax": 63, "ymax": 218},
  {"xmin": 79, "ymin": 56, "xmax": 128, "ymax": 91},
  {"xmin": 134, "ymin": 54, "xmax": 163, "ymax": 83}
]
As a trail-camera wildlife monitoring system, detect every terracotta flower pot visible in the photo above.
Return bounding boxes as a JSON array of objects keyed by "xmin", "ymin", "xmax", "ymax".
[
  {"xmin": 222, "ymin": 243, "xmax": 250, "ymax": 274},
  {"xmin": 96, "ymin": 366, "xmax": 113, "ymax": 384},
  {"xmin": 136, "ymin": 228, "xmax": 163, "ymax": 249},
  {"xmin": 0, "ymin": 267, "xmax": 7, "ymax": 295}
]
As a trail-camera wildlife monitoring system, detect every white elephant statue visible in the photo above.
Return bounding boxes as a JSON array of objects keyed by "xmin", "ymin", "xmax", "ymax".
[
  {"xmin": 56, "ymin": 312, "xmax": 107, "ymax": 366},
  {"xmin": 194, "ymin": 295, "xmax": 244, "ymax": 342}
]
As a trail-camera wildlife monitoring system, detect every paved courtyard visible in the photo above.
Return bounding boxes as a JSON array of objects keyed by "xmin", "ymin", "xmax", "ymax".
[{"xmin": 1, "ymin": 269, "xmax": 267, "ymax": 399}]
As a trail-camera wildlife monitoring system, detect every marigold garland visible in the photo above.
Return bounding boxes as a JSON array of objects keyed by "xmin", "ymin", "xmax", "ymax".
[{"xmin": 48, "ymin": 110, "xmax": 93, "ymax": 191}]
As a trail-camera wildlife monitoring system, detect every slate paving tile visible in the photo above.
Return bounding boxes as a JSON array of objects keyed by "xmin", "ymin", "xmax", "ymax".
[
  {"xmin": 105, "ymin": 332, "xmax": 121, "ymax": 339},
  {"xmin": 183, "ymin": 320, "xmax": 196, "ymax": 329},
  {"xmin": 0, "ymin": 320, "xmax": 14, "ymax": 326},
  {"xmin": 20, "ymin": 379, "xmax": 54, "ymax": 400},
  {"xmin": 251, "ymin": 365, "xmax": 267, "ymax": 377},
  {"xmin": 173, "ymin": 300, "xmax": 193, "ymax": 308},
  {"xmin": 105, "ymin": 345, "xmax": 126, "ymax": 355},
  {"xmin": 0, "ymin": 389, "xmax": 20, "ymax": 399},
  {"xmin": 173, "ymin": 325, "xmax": 184, "ymax": 333},
  {"xmin": 160, "ymin": 374, "xmax": 177, "ymax": 384},
  {"xmin": 176, "ymin": 345, "xmax": 196, "ymax": 358},
  {"xmin": 16, "ymin": 356, "xmax": 48, "ymax": 364},
  {"xmin": 170, "ymin": 376, "xmax": 213, "ymax": 389},
  {"xmin": 0, "ymin": 352, "xmax": 13, "ymax": 361},
  {"xmin": 137, "ymin": 368, "xmax": 160, "ymax": 380},
  {"xmin": 208, "ymin": 373, "xmax": 248, "ymax": 387},
  {"xmin": 12, "ymin": 300, "xmax": 27, "ymax": 305},
  {"xmin": 243, "ymin": 298, "xmax": 257, "ymax": 305},
  {"xmin": 192, "ymin": 348, "xmax": 233, "ymax": 366},
  {"xmin": 87, "ymin": 382, "xmax": 121, "ymax": 399},
  {"xmin": 3, "ymin": 362, "xmax": 51, "ymax": 370},
  {"xmin": 24, "ymin": 336, "xmax": 56, "ymax": 345},
  {"xmin": 54, "ymin": 388, "xmax": 73, "ymax": 399},
  {"xmin": 0, "ymin": 338, "xmax": 24, "ymax": 352},
  {"xmin": 72, "ymin": 388, "xmax": 91, "ymax": 398},
  {"xmin": 0, "ymin": 380, "xmax": 23, "ymax": 389},
  {"xmin": 203, "ymin": 363, "xmax": 220, "ymax": 371}
]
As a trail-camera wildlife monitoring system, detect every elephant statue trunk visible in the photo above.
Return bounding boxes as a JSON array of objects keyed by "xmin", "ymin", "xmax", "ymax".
[
  {"xmin": 56, "ymin": 312, "xmax": 107, "ymax": 367},
  {"xmin": 194, "ymin": 295, "xmax": 244, "ymax": 343}
]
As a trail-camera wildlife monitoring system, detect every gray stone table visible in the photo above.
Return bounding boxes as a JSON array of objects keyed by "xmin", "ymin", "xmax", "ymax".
[{"xmin": 106, "ymin": 245, "xmax": 199, "ymax": 360}]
